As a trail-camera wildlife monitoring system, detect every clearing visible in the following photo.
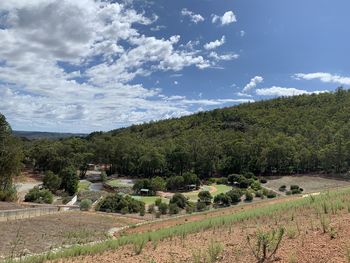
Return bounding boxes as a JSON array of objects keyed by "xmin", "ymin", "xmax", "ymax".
[
  {"xmin": 0, "ymin": 211, "xmax": 143, "ymax": 259},
  {"xmin": 264, "ymin": 175, "xmax": 350, "ymax": 194}
]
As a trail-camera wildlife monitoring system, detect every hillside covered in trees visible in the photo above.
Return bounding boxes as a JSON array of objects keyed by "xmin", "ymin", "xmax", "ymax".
[{"xmin": 16, "ymin": 88, "xmax": 350, "ymax": 179}]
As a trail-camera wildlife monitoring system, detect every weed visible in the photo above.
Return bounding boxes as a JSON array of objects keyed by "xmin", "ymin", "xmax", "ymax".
[
  {"xmin": 247, "ymin": 226, "xmax": 285, "ymax": 263},
  {"xmin": 206, "ymin": 240, "xmax": 224, "ymax": 263}
]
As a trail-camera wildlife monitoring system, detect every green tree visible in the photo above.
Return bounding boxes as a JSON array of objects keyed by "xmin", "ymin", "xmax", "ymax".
[
  {"xmin": 59, "ymin": 166, "xmax": 79, "ymax": 195},
  {"xmin": 43, "ymin": 170, "xmax": 61, "ymax": 193},
  {"xmin": 0, "ymin": 114, "xmax": 23, "ymax": 201}
]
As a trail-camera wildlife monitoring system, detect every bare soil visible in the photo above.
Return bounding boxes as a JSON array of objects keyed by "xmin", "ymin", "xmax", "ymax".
[
  {"xmin": 63, "ymin": 201, "xmax": 350, "ymax": 263},
  {"xmin": 0, "ymin": 211, "xmax": 143, "ymax": 258},
  {"xmin": 264, "ymin": 175, "xmax": 350, "ymax": 194},
  {"xmin": 0, "ymin": 202, "xmax": 25, "ymax": 210}
]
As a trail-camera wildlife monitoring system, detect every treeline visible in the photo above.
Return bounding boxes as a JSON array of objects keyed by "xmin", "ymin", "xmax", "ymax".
[{"xmin": 13, "ymin": 87, "xmax": 350, "ymax": 181}]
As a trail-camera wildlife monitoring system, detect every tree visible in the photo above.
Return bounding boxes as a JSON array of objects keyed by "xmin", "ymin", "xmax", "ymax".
[
  {"xmin": 214, "ymin": 193, "xmax": 231, "ymax": 207},
  {"xmin": 169, "ymin": 193, "xmax": 188, "ymax": 209},
  {"xmin": 24, "ymin": 187, "xmax": 53, "ymax": 204},
  {"xmin": 198, "ymin": 190, "xmax": 213, "ymax": 205},
  {"xmin": 0, "ymin": 113, "xmax": 23, "ymax": 201},
  {"xmin": 43, "ymin": 171, "xmax": 61, "ymax": 193},
  {"xmin": 59, "ymin": 166, "xmax": 79, "ymax": 195},
  {"xmin": 226, "ymin": 189, "xmax": 242, "ymax": 203}
]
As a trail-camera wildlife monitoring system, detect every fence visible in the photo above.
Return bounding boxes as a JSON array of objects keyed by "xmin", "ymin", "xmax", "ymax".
[{"xmin": 0, "ymin": 206, "xmax": 59, "ymax": 222}]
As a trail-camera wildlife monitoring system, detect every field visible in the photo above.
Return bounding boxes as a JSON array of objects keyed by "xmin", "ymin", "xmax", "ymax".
[
  {"xmin": 264, "ymin": 175, "xmax": 350, "ymax": 194},
  {"xmin": 30, "ymin": 188, "xmax": 350, "ymax": 263},
  {"xmin": 105, "ymin": 179, "xmax": 134, "ymax": 188},
  {"xmin": 0, "ymin": 211, "xmax": 143, "ymax": 259}
]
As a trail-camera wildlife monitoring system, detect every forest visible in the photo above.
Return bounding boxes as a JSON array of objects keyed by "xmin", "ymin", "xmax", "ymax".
[{"xmin": 2, "ymin": 88, "xmax": 350, "ymax": 200}]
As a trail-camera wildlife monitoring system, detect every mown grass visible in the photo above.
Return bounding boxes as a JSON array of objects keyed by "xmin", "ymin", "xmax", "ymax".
[
  {"xmin": 5, "ymin": 187, "xmax": 350, "ymax": 263},
  {"xmin": 78, "ymin": 181, "xmax": 91, "ymax": 192}
]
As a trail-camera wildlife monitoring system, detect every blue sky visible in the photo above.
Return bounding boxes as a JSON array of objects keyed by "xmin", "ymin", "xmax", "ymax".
[{"xmin": 0, "ymin": 0, "xmax": 350, "ymax": 132}]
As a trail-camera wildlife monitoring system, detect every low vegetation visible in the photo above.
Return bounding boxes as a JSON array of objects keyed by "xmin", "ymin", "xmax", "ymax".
[{"xmin": 24, "ymin": 187, "xmax": 53, "ymax": 204}]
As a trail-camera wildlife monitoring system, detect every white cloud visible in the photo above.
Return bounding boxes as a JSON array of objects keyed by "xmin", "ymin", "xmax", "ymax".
[
  {"xmin": 294, "ymin": 72, "xmax": 350, "ymax": 86},
  {"xmin": 174, "ymin": 81, "xmax": 178, "ymax": 85},
  {"xmin": 256, "ymin": 86, "xmax": 328, "ymax": 97},
  {"xmin": 204, "ymin": 36, "xmax": 226, "ymax": 50},
  {"xmin": 150, "ymin": 25, "xmax": 166, "ymax": 31},
  {"xmin": 181, "ymin": 8, "xmax": 204, "ymax": 24},
  {"xmin": 212, "ymin": 11, "xmax": 237, "ymax": 25},
  {"xmin": 209, "ymin": 51, "xmax": 239, "ymax": 61},
  {"xmin": 0, "ymin": 0, "xmax": 244, "ymax": 132},
  {"xmin": 240, "ymin": 30, "xmax": 245, "ymax": 37},
  {"xmin": 242, "ymin": 76, "xmax": 264, "ymax": 93}
]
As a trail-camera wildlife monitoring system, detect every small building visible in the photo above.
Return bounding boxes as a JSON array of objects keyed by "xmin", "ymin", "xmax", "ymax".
[{"xmin": 140, "ymin": 189, "xmax": 150, "ymax": 196}]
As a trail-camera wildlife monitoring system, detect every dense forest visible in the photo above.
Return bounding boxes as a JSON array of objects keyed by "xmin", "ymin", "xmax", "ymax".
[{"xmin": 10, "ymin": 87, "xmax": 349, "ymax": 181}]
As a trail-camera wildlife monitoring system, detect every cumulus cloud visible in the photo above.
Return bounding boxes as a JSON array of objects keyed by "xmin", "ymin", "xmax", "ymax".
[
  {"xmin": 294, "ymin": 72, "xmax": 350, "ymax": 86},
  {"xmin": 212, "ymin": 11, "xmax": 237, "ymax": 25},
  {"xmin": 256, "ymin": 86, "xmax": 328, "ymax": 97},
  {"xmin": 242, "ymin": 76, "xmax": 264, "ymax": 93},
  {"xmin": 181, "ymin": 8, "xmax": 204, "ymax": 24},
  {"xmin": 204, "ymin": 36, "xmax": 226, "ymax": 50},
  {"xmin": 0, "ymin": 0, "xmax": 243, "ymax": 132}
]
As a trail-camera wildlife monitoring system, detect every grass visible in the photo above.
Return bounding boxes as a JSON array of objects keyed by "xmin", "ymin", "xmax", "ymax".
[
  {"xmin": 183, "ymin": 184, "xmax": 232, "ymax": 202},
  {"xmin": 6, "ymin": 187, "xmax": 350, "ymax": 263},
  {"xmin": 131, "ymin": 196, "xmax": 169, "ymax": 205},
  {"xmin": 106, "ymin": 179, "xmax": 133, "ymax": 188},
  {"xmin": 78, "ymin": 181, "xmax": 91, "ymax": 192}
]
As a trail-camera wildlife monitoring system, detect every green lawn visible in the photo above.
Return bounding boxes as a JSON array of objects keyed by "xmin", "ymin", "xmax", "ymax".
[
  {"xmin": 78, "ymin": 180, "xmax": 91, "ymax": 192},
  {"xmin": 183, "ymin": 184, "xmax": 232, "ymax": 202},
  {"xmin": 131, "ymin": 195, "xmax": 169, "ymax": 205},
  {"xmin": 106, "ymin": 179, "xmax": 133, "ymax": 188}
]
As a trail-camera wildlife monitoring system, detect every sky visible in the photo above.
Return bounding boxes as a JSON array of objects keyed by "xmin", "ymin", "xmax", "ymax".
[{"xmin": 0, "ymin": 0, "xmax": 350, "ymax": 133}]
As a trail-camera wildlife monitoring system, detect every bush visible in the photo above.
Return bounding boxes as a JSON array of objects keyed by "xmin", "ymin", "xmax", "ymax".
[
  {"xmin": 214, "ymin": 193, "xmax": 231, "ymax": 207},
  {"xmin": 245, "ymin": 191, "xmax": 254, "ymax": 202},
  {"xmin": 290, "ymin": 185, "xmax": 300, "ymax": 190},
  {"xmin": 260, "ymin": 179, "xmax": 267, "ymax": 184},
  {"xmin": 255, "ymin": 190, "xmax": 264, "ymax": 198},
  {"xmin": 196, "ymin": 201, "xmax": 207, "ymax": 212},
  {"xmin": 0, "ymin": 186, "xmax": 17, "ymax": 202},
  {"xmin": 155, "ymin": 198, "xmax": 162, "ymax": 207},
  {"xmin": 158, "ymin": 202, "xmax": 168, "ymax": 214},
  {"xmin": 279, "ymin": 185, "xmax": 287, "ymax": 192},
  {"xmin": 24, "ymin": 187, "xmax": 53, "ymax": 204},
  {"xmin": 286, "ymin": 191, "xmax": 292, "ymax": 195},
  {"xmin": 43, "ymin": 171, "xmax": 61, "ymax": 193},
  {"xmin": 226, "ymin": 189, "xmax": 242, "ymax": 203},
  {"xmin": 251, "ymin": 180, "xmax": 262, "ymax": 191},
  {"xmin": 148, "ymin": 204, "xmax": 155, "ymax": 214},
  {"xmin": 227, "ymin": 174, "xmax": 241, "ymax": 184},
  {"xmin": 266, "ymin": 191, "xmax": 277, "ymax": 199},
  {"xmin": 170, "ymin": 193, "xmax": 188, "ymax": 209},
  {"xmin": 239, "ymin": 178, "xmax": 250, "ymax": 189},
  {"xmin": 80, "ymin": 199, "xmax": 92, "ymax": 211},
  {"xmin": 216, "ymin": 177, "xmax": 228, "ymax": 185},
  {"xmin": 186, "ymin": 202, "xmax": 196, "ymax": 214},
  {"xmin": 97, "ymin": 194, "xmax": 145, "ymax": 214},
  {"xmin": 198, "ymin": 190, "xmax": 213, "ymax": 205},
  {"xmin": 206, "ymin": 178, "xmax": 216, "ymax": 185},
  {"xmin": 169, "ymin": 203, "xmax": 180, "ymax": 214},
  {"xmin": 244, "ymin": 172, "xmax": 255, "ymax": 179},
  {"xmin": 291, "ymin": 188, "xmax": 302, "ymax": 195}
]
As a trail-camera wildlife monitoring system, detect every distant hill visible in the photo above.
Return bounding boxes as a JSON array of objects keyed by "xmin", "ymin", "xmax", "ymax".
[{"xmin": 13, "ymin": 130, "xmax": 87, "ymax": 140}]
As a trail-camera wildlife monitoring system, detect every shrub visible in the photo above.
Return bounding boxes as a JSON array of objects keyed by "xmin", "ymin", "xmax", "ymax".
[
  {"xmin": 290, "ymin": 185, "xmax": 300, "ymax": 190},
  {"xmin": 121, "ymin": 207, "xmax": 129, "ymax": 215},
  {"xmin": 158, "ymin": 202, "xmax": 168, "ymax": 214},
  {"xmin": 227, "ymin": 174, "xmax": 241, "ymax": 184},
  {"xmin": 43, "ymin": 171, "xmax": 61, "ymax": 193},
  {"xmin": 247, "ymin": 227, "xmax": 285, "ymax": 263},
  {"xmin": 186, "ymin": 202, "xmax": 196, "ymax": 214},
  {"xmin": 24, "ymin": 187, "xmax": 53, "ymax": 204},
  {"xmin": 244, "ymin": 172, "xmax": 255, "ymax": 179},
  {"xmin": 0, "ymin": 186, "xmax": 17, "ymax": 202},
  {"xmin": 148, "ymin": 204, "xmax": 155, "ymax": 214},
  {"xmin": 198, "ymin": 190, "xmax": 213, "ymax": 205},
  {"xmin": 196, "ymin": 201, "xmax": 207, "ymax": 212},
  {"xmin": 216, "ymin": 177, "xmax": 228, "ymax": 185},
  {"xmin": 260, "ymin": 178, "xmax": 267, "ymax": 184},
  {"xmin": 251, "ymin": 180, "xmax": 262, "ymax": 191},
  {"xmin": 80, "ymin": 199, "xmax": 92, "ymax": 211},
  {"xmin": 239, "ymin": 178, "xmax": 249, "ymax": 189},
  {"xmin": 155, "ymin": 198, "xmax": 162, "ymax": 207},
  {"xmin": 213, "ymin": 193, "xmax": 231, "ymax": 207},
  {"xmin": 286, "ymin": 191, "xmax": 292, "ymax": 195},
  {"xmin": 100, "ymin": 171, "xmax": 107, "ymax": 182},
  {"xmin": 245, "ymin": 191, "xmax": 254, "ymax": 202},
  {"xmin": 170, "ymin": 193, "xmax": 188, "ymax": 209},
  {"xmin": 169, "ymin": 203, "xmax": 180, "ymax": 214},
  {"xmin": 255, "ymin": 190, "xmax": 264, "ymax": 198},
  {"xmin": 291, "ymin": 188, "xmax": 302, "ymax": 195},
  {"xmin": 226, "ymin": 189, "xmax": 242, "ymax": 203},
  {"xmin": 266, "ymin": 191, "xmax": 277, "ymax": 199},
  {"xmin": 279, "ymin": 185, "xmax": 287, "ymax": 192},
  {"xmin": 97, "ymin": 194, "xmax": 145, "ymax": 214}
]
